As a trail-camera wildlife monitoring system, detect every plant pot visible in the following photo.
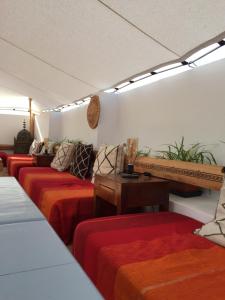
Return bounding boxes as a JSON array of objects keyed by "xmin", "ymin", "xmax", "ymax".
[{"xmin": 169, "ymin": 181, "xmax": 203, "ymax": 198}]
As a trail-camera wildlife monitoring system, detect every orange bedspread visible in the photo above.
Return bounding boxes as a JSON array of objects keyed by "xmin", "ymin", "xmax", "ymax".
[
  {"xmin": 73, "ymin": 212, "xmax": 225, "ymax": 300},
  {"xmin": 40, "ymin": 184, "xmax": 94, "ymax": 243},
  {"xmin": 8, "ymin": 158, "xmax": 36, "ymax": 178},
  {"xmin": 19, "ymin": 167, "xmax": 94, "ymax": 243},
  {"xmin": 19, "ymin": 167, "xmax": 75, "ymax": 196}
]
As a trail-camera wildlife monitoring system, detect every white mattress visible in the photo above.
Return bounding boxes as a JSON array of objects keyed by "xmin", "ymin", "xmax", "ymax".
[
  {"xmin": 0, "ymin": 177, "xmax": 44, "ymax": 224},
  {"xmin": 169, "ymin": 191, "xmax": 219, "ymax": 223},
  {"xmin": 0, "ymin": 177, "xmax": 102, "ymax": 300}
]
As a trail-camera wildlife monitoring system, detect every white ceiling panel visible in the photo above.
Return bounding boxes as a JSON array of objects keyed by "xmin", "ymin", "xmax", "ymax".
[
  {"xmin": 0, "ymin": 0, "xmax": 224, "ymax": 108},
  {"xmin": 0, "ymin": 0, "xmax": 176, "ymax": 91},
  {"xmin": 102, "ymin": 0, "xmax": 225, "ymax": 55},
  {"xmin": 0, "ymin": 70, "xmax": 60, "ymax": 108},
  {"xmin": 0, "ymin": 39, "xmax": 97, "ymax": 106}
]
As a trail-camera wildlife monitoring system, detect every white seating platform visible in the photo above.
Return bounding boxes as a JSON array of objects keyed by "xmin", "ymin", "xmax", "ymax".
[
  {"xmin": 0, "ymin": 177, "xmax": 44, "ymax": 224},
  {"xmin": 169, "ymin": 190, "xmax": 219, "ymax": 223},
  {"xmin": 0, "ymin": 177, "xmax": 102, "ymax": 300}
]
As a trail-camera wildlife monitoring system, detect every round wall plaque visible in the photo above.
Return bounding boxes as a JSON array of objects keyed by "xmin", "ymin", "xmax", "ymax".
[{"xmin": 87, "ymin": 95, "xmax": 100, "ymax": 129}]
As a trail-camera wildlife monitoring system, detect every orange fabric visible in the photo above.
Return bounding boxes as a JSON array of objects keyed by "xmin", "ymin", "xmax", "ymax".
[
  {"xmin": 40, "ymin": 186, "xmax": 94, "ymax": 243},
  {"xmin": 114, "ymin": 246, "xmax": 225, "ymax": 300},
  {"xmin": 40, "ymin": 187, "xmax": 93, "ymax": 219},
  {"xmin": 23, "ymin": 172, "xmax": 74, "ymax": 196},
  {"xmin": 19, "ymin": 167, "xmax": 94, "ymax": 244},
  {"xmin": 8, "ymin": 159, "xmax": 36, "ymax": 178},
  {"xmin": 74, "ymin": 212, "xmax": 225, "ymax": 300}
]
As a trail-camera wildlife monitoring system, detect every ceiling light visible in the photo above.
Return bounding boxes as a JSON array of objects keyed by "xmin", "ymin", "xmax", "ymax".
[
  {"xmin": 104, "ymin": 88, "xmax": 116, "ymax": 93},
  {"xmin": 116, "ymin": 82, "xmax": 130, "ymax": 89},
  {"xmin": 116, "ymin": 76, "xmax": 154, "ymax": 94},
  {"xmin": 188, "ymin": 45, "xmax": 225, "ymax": 67},
  {"xmin": 131, "ymin": 73, "xmax": 151, "ymax": 82},
  {"xmin": 76, "ymin": 100, "xmax": 84, "ymax": 105},
  {"xmin": 116, "ymin": 65, "xmax": 190, "ymax": 94},
  {"xmin": 0, "ymin": 109, "xmax": 29, "ymax": 116},
  {"xmin": 154, "ymin": 62, "xmax": 182, "ymax": 73},
  {"xmin": 186, "ymin": 43, "xmax": 219, "ymax": 63},
  {"xmin": 61, "ymin": 105, "xmax": 77, "ymax": 112},
  {"xmin": 83, "ymin": 97, "xmax": 91, "ymax": 102}
]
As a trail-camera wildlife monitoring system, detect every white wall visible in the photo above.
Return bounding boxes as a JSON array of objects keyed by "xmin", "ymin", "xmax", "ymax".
[
  {"xmin": 49, "ymin": 58, "xmax": 225, "ymax": 165},
  {"xmin": 98, "ymin": 59, "xmax": 225, "ymax": 165},
  {"xmin": 49, "ymin": 112, "xmax": 62, "ymax": 142},
  {"xmin": 34, "ymin": 113, "xmax": 50, "ymax": 141},
  {"xmin": 50, "ymin": 104, "xmax": 98, "ymax": 146},
  {"xmin": 0, "ymin": 114, "xmax": 29, "ymax": 145}
]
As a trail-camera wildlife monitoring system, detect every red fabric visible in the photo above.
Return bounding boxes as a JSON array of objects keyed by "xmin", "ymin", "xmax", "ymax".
[
  {"xmin": 18, "ymin": 167, "xmax": 94, "ymax": 244},
  {"xmin": 39, "ymin": 182, "xmax": 94, "ymax": 244},
  {"xmin": 19, "ymin": 167, "xmax": 57, "ymax": 182},
  {"xmin": 30, "ymin": 177, "xmax": 92, "ymax": 207},
  {"xmin": 8, "ymin": 159, "xmax": 36, "ymax": 179},
  {"xmin": 73, "ymin": 212, "xmax": 220, "ymax": 300},
  {"xmin": 0, "ymin": 152, "xmax": 8, "ymax": 166}
]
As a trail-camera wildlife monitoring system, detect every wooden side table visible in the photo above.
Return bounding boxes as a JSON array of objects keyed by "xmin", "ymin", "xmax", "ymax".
[
  {"xmin": 33, "ymin": 154, "xmax": 55, "ymax": 167},
  {"xmin": 94, "ymin": 174, "xmax": 169, "ymax": 216}
]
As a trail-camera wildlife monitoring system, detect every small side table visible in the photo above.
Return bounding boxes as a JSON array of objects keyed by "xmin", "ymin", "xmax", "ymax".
[
  {"xmin": 33, "ymin": 154, "xmax": 55, "ymax": 167},
  {"xmin": 94, "ymin": 174, "xmax": 169, "ymax": 216}
]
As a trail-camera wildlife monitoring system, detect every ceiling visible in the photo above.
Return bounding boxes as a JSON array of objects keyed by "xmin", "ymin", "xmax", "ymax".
[{"xmin": 0, "ymin": 0, "xmax": 225, "ymax": 108}]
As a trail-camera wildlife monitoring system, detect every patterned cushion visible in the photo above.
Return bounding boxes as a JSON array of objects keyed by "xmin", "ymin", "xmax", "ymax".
[
  {"xmin": 195, "ymin": 179, "xmax": 225, "ymax": 247},
  {"xmin": 29, "ymin": 139, "xmax": 42, "ymax": 155},
  {"xmin": 51, "ymin": 142, "xmax": 75, "ymax": 172},
  {"xmin": 92, "ymin": 144, "xmax": 125, "ymax": 182},
  {"xmin": 70, "ymin": 143, "xmax": 93, "ymax": 179}
]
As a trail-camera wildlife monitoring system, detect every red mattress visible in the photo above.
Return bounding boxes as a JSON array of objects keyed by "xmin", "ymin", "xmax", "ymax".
[
  {"xmin": 8, "ymin": 158, "xmax": 36, "ymax": 178},
  {"xmin": 73, "ymin": 212, "xmax": 225, "ymax": 300},
  {"xmin": 19, "ymin": 167, "xmax": 94, "ymax": 243}
]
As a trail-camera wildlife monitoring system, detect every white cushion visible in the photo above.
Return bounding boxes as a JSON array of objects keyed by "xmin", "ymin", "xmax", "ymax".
[
  {"xmin": 195, "ymin": 178, "xmax": 225, "ymax": 247},
  {"xmin": 51, "ymin": 143, "xmax": 75, "ymax": 172},
  {"xmin": 92, "ymin": 144, "xmax": 124, "ymax": 182}
]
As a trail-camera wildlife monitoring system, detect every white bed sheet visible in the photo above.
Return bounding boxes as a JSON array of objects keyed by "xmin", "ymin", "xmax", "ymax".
[{"xmin": 169, "ymin": 191, "xmax": 219, "ymax": 223}]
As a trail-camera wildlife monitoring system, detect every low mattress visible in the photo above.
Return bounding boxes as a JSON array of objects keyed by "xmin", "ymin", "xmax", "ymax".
[
  {"xmin": 73, "ymin": 212, "xmax": 225, "ymax": 300},
  {"xmin": 169, "ymin": 191, "xmax": 219, "ymax": 223}
]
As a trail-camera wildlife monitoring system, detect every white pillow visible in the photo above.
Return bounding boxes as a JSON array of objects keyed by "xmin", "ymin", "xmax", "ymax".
[
  {"xmin": 92, "ymin": 144, "xmax": 124, "ymax": 182},
  {"xmin": 29, "ymin": 139, "xmax": 42, "ymax": 155},
  {"xmin": 194, "ymin": 178, "xmax": 225, "ymax": 247},
  {"xmin": 51, "ymin": 142, "xmax": 75, "ymax": 172}
]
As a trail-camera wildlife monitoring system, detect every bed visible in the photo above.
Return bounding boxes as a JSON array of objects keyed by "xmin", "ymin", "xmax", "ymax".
[
  {"xmin": 19, "ymin": 167, "xmax": 94, "ymax": 243},
  {"xmin": 8, "ymin": 158, "xmax": 36, "ymax": 178},
  {"xmin": 73, "ymin": 211, "xmax": 225, "ymax": 300}
]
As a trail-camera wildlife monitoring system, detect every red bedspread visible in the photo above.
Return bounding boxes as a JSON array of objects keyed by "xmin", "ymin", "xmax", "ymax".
[
  {"xmin": 8, "ymin": 158, "xmax": 36, "ymax": 178},
  {"xmin": 19, "ymin": 167, "xmax": 94, "ymax": 243},
  {"xmin": 73, "ymin": 212, "xmax": 225, "ymax": 300}
]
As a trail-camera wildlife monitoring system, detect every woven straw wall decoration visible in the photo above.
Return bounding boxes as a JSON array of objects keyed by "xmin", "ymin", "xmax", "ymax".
[{"xmin": 87, "ymin": 95, "xmax": 100, "ymax": 129}]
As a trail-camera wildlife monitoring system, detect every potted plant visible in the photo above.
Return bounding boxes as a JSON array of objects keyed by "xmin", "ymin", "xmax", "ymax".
[{"xmin": 157, "ymin": 137, "xmax": 217, "ymax": 197}]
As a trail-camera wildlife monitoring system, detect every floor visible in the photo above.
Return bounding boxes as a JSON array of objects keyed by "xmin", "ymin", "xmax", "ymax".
[{"xmin": 0, "ymin": 167, "xmax": 8, "ymax": 177}]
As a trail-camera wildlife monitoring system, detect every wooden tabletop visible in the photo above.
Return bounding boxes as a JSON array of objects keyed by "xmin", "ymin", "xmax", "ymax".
[{"xmin": 96, "ymin": 174, "xmax": 168, "ymax": 184}]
